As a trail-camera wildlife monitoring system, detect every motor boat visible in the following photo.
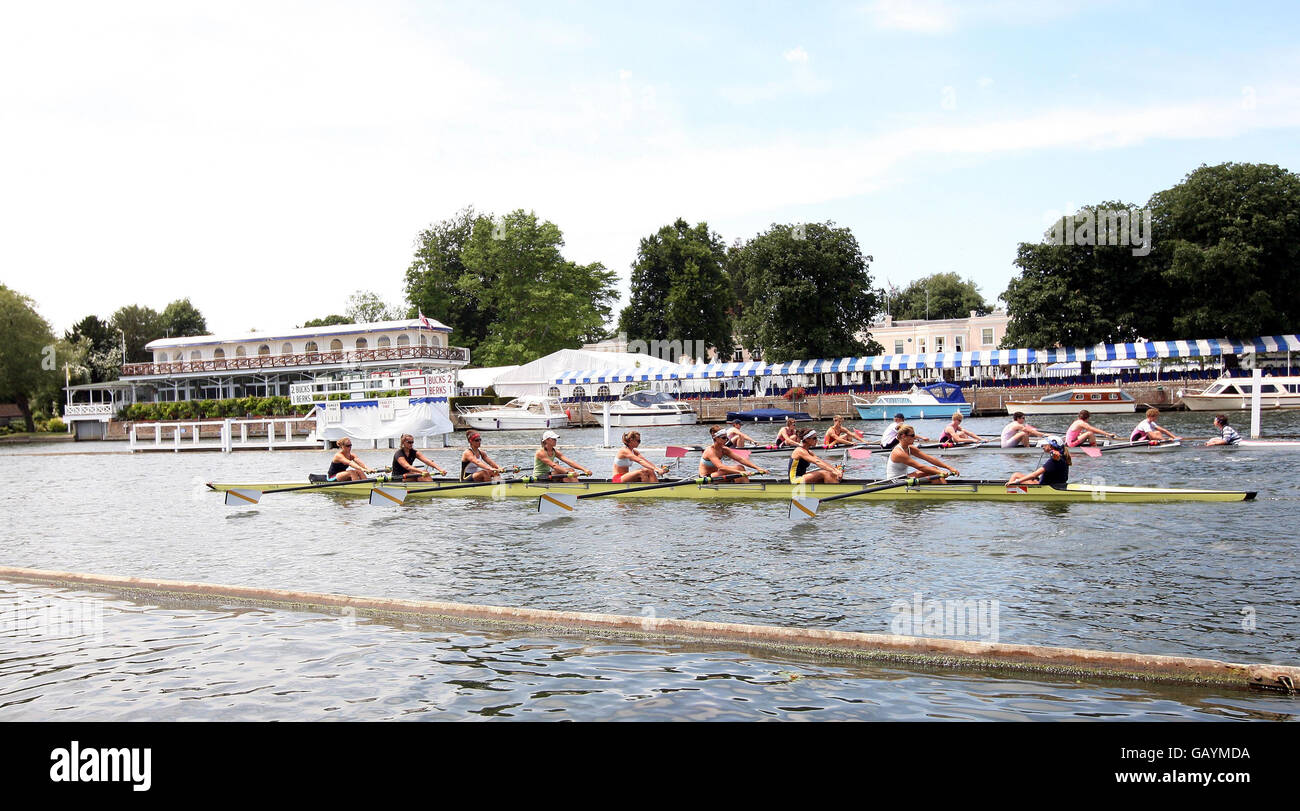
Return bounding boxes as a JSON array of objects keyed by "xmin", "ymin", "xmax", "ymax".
[
  {"xmin": 1003, "ymin": 387, "xmax": 1137, "ymax": 415},
  {"xmin": 1180, "ymin": 374, "xmax": 1300, "ymax": 411},
  {"xmin": 852, "ymin": 383, "xmax": 971, "ymax": 420},
  {"xmin": 458, "ymin": 396, "xmax": 570, "ymax": 431},
  {"xmin": 603, "ymin": 390, "xmax": 698, "ymax": 427}
]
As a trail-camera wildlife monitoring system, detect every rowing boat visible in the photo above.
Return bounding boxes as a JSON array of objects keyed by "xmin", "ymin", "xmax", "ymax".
[
  {"xmin": 634, "ymin": 439, "xmax": 1182, "ymax": 457},
  {"xmin": 207, "ymin": 477, "xmax": 1256, "ymax": 503}
]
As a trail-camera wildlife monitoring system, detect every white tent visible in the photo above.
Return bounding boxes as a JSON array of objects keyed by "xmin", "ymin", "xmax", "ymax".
[
  {"xmin": 457, "ymin": 365, "xmax": 520, "ymax": 395},
  {"xmin": 491, "ymin": 349, "xmax": 693, "ymax": 398}
]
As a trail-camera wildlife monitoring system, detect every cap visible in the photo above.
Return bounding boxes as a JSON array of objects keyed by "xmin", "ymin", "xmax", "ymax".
[
  {"xmin": 542, "ymin": 430, "xmax": 560, "ymax": 442},
  {"xmin": 1041, "ymin": 435, "xmax": 1063, "ymax": 451},
  {"xmin": 893, "ymin": 413, "xmax": 905, "ymax": 420}
]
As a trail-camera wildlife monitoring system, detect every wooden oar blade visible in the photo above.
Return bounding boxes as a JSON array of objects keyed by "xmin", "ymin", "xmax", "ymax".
[
  {"xmin": 665, "ymin": 446, "xmax": 689, "ymax": 458},
  {"xmin": 847, "ymin": 448, "xmax": 873, "ymax": 459},
  {"xmin": 368, "ymin": 486, "xmax": 408, "ymax": 507},
  {"xmin": 789, "ymin": 497, "xmax": 821, "ymax": 521},
  {"xmin": 224, "ymin": 488, "xmax": 262, "ymax": 506},
  {"xmin": 537, "ymin": 492, "xmax": 578, "ymax": 515}
]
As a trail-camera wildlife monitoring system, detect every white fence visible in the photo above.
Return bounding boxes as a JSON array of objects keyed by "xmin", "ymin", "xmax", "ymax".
[{"xmin": 129, "ymin": 416, "xmax": 320, "ymax": 453}]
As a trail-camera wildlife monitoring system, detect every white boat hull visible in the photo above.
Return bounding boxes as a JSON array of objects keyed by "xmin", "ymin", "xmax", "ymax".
[
  {"xmin": 1181, "ymin": 394, "xmax": 1300, "ymax": 411},
  {"xmin": 1003, "ymin": 401, "xmax": 1137, "ymax": 415},
  {"xmin": 606, "ymin": 410, "xmax": 698, "ymax": 427},
  {"xmin": 463, "ymin": 415, "xmax": 570, "ymax": 431}
]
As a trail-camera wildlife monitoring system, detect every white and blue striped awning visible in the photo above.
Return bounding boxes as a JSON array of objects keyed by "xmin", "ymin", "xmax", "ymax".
[{"xmin": 553, "ymin": 335, "xmax": 1300, "ymax": 383}]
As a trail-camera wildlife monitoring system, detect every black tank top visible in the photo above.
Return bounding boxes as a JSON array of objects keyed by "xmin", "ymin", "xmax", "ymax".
[
  {"xmin": 1041, "ymin": 453, "xmax": 1070, "ymax": 485},
  {"xmin": 328, "ymin": 459, "xmax": 350, "ymax": 476},
  {"xmin": 790, "ymin": 454, "xmax": 810, "ymax": 479},
  {"xmin": 393, "ymin": 447, "xmax": 419, "ymax": 478}
]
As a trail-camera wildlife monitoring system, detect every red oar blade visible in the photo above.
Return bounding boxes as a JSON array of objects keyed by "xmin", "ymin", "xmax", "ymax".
[
  {"xmin": 847, "ymin": 448, "xmax": 873, "ymax": 459},
  {"xmin": 1080, "ymin": 446, "xmax": 1102, "ymax": 458},
  {"xmin": 665, "ymin": 446, "xmax": 690, "ymax": 458}
]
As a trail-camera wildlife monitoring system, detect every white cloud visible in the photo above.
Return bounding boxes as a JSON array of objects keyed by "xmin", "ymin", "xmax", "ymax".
[
  {"xmin": 784, "ymin": 46, "xmax": 810, "ymax": 64},
  {"xmin": 864, "ymin": 0, "xmax": 957, "ymax": 34}
]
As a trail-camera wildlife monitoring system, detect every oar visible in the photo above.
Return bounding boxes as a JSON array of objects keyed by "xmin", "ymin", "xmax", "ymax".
[
  {"xmin": 536, "ymin": 472, "xmax": 749, "ymax": 515},
  {"xmin": 789, "ymin": 473, "xmax": 945, "ymax": 520},
  {"xmin": 369, "ymin": 474, "xmax": 522, "ymax": 506},
  {"xmin": 223, "ymin": 476, "xmax": 384, "ymax": 506}
]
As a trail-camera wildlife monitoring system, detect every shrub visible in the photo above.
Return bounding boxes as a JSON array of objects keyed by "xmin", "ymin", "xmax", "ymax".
[{"xmin": 47, "ymin": 417, "xmax": 66, "ymax": 432}]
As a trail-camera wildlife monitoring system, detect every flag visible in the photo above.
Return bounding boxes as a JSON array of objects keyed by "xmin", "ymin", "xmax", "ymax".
[{"xmin": 418, "ymin": 310, "xmax": 433, "ymax": 330}]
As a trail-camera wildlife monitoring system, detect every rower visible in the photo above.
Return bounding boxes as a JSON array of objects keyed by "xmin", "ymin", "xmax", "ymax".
[
  {"xmin": 775, "ymin": 417, "xmax": 802, "ymax": 448},
  {"xmin": 612, "ymin": 431, "xmax": 669, "ymax": 483},
  {"xmin": 1130, "ymin": 408, "xmax": 1180, "ymax": 442},
  {"xmin": 1000, "ymin": 412, "xmax": 1047, "ymax": 448},
  {"xmin": 326, "ymin": 438, "xmax": 376, "ymax": 482},
  {"xmin": 1007, "ymin": 436, "xmax": 1072, "ymax": 486},
  {"xmin": 887, "ymin": 423, "xmax": 959, "ymax": 480},
  {"xmin": 724, "ymin": 419, "xmax": 756, "ymax": 448},
  {"xmin": 1065, "ymin": 409, "xmax": 1118, "ymax": 447},
  {"xmin": 823, "ymin": 415, "xmax": 864, "ymax": 448},
  {"xmin": 940, "ymin": 412, "xmax": 981, "ymax": 446},
  {"xmin": 700, "ymin": 428, "xmax": 768, "ymax": 483},
  {"xmin": 393, "ymin": 434, "xmax": 449, "ymax": 482},
  {"xmin": 1205, "ymin": 414, "xmax": 1242, "ymax": 446},
  {"xmin": 790, "ymin": 428, "xmax": 844, "ymax": 484},
  {"xmin": 534, "ymin": 430, "xmax": 591, "ymax": 483},
  {"xmin": 882, "ymin": 412, "xmax": 931, "ymax": 448},
  {"xmin": 460, "ymin": 431, "xmax": 504, "ymax": 482}
]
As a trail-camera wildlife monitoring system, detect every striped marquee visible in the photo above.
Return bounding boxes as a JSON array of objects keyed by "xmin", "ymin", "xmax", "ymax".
[{"xmin": 553, "ymin": 334, "xmax": 1300, "ymax": 384}]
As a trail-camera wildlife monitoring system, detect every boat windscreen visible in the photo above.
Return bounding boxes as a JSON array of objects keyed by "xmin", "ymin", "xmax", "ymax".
[
  {"xmin": 921, "ymin": 383, "xmax": 965, "ymax": 403},
  {"xmin": 624, "ymin": 391, "xmax": 673, "ymax": 406}
]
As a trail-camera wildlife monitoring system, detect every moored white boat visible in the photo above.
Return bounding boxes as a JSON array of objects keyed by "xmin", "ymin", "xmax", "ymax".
[
  {"xmin": 458, "ymin": 396, "xmax": 570, "ymax": 431},
  {"xmin": 1004, "ymin": 387, "xmax": 1137, "ymax": 416},
  {"xmin": 1181, "ymin": 374, "xmax": 1300, "ymax": 411},
  {"xmin": 853, "ymin": 383, "xmax": 971, "ymax": 420},
  {"xmin": 604, "ymin": 390, "xmax": 698, "ymax": 427}
]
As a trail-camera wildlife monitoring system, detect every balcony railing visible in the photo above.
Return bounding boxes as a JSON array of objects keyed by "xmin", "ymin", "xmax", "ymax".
[
  {"xmin": 64, "ymin": 404, "xmax": 114, "ymax": 418},
  {"xmin": 122, "ymin": 345, "xmax": 469, "ymax": 377}
]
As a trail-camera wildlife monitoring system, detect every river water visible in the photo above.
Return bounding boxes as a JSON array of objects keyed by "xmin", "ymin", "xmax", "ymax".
[{"xmin": 2, "ymin": 410, "xmax": 1298, "ymax": 720}]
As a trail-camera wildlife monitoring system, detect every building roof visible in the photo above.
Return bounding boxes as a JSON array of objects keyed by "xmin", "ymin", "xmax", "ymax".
[
  {"xmin": 0, "ymin": 403, "xmax": 22, "ymax": 418},
  {"xmin": 144, "ymin": 318, "xmax": 451, "ymax": 351}
]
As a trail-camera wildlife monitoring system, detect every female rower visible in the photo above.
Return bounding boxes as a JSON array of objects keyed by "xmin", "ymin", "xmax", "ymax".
[
  {"xmin": 790, "ymin": 429, "xmax": 844, "ymax": 484},
  {"xmin": 887, "ymin": 424, "xmax": 960, "ymax": 480},
  {"xmin": 326, "ymin": 438, "xmax": 376, "ymax": 482},
  {"xmin": 700, "ymin": 428, "xmax": 768, "ymax": 483},
  {"xmin": 1065, "ymin": 410, "xmax": 1118, "ymax": 447},
  {"xmin": 612, "ymin": 431, "xmax": 669, "ymax": 483},
  {"xmin": 724, "ymin": 419, "xmax": 757, "ymax": 448},
  {"xmin": 393, "ymin": 434, "xmax": 449, "ymax": 482},
  {"xmin": 823, "ymin": 415, "xmax": 864, "ymax": 448},
  {"xmin": 1000, "ymin": 412, "xmax": 1047, "ymax": 448},
  {"xmin": 940, "ymin": 412, "xmax": 981, "ymax": 446},
  {"xmin": 460, "ymin": 431, "xmax": 504, "ymax": 482},
  {"xmin": 534, "ymin": 430, "xmax": 591, "ymax": 483},
  {"xmin": 1130, "ymin": 408, "xmax": 1180, "ymax": 442},
  {"xmin": 1205, "ymin": 414, "xmax": 1242, "ymax": 446},
  {"xmin": 775, "ymin": 417, "xmax": 802, "ymax": 448},
  {"xmin": 1007, "ymin": 436, "xmax": 1071, "ymax": 485}
]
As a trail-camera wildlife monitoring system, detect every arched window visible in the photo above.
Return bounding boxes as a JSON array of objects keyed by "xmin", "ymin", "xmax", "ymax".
[
  {"xmin": 281, "ymin": 342, "xmax": 292, "ymax": 354},
  {"xmin": 597, "ymin": 385, "xmax": 610, "ymax": 398},
  {"xmin": 330, "ymin": 339, "xmax": 343, "ymax": 351},
  {"xmin": 258, "ymin": 345, "xmax": 270, "ymax": 355},
  {"xmin": 213, "ymin": 348, "xmax": 225, "ymax": 359},
  {"xmin": 190, "ymin": 350, "xmax": 201, "ymax": 361},
  {"xmin": 377, "ymin": 336, "xmax": 391, "ymax": 348},
  {"xmin": 419, "ymin": 333, "xmax": 428, "ymax": 346},
  {"xmin": 235, "ymin": 346, "xmax": 247, "ymax": 357},
  {"xmin": 304, "ymin": 341, "xmax": 318, "ymax": 353},
  {"xmin": 572, "ymin": 386, "xmax": 585, "ymax": 399},
  {"xmin": 355, "ymin": 338, "xmax": 368, "ymax": 350},
  {"xmin": 396, "ymin": 334, "xmax": 410, "ymax": 347},
  {"xmin": 548, "ymin": 386, "xmax": 561, "ymax": 397}
]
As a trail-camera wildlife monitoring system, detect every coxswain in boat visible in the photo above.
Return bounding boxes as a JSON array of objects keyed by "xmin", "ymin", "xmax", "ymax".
[
  {"xmin": 1007, "ymin": 436, "xmax": 1072, "ymax": 486},
  {"xmin": 724, "ymin": 419, "xmax": 757, "ymax": 448},
  {"xmin": 1205, "ymin": 414, "xmax": 1242, "ymax": 446},
  {"xmin": 940, "ymin": 412, "xmax": 981, "ymax": 446},
  {"xmin": 881, "ymin": 413, "xmax": 931, "ymax": 448},
  {"xmin": 700, "ymin": 428, "xmax": 768, "ymax": 483},
  {"xmin": 393, "ymin": 434, "xmax": 449, "ymax": 482},
  {"xmin": 823, "ymin": 415, "xmax": 864, "ymax": 448},
  {"xmin": 775, "ymin": 416, "xmax": 802, "ymax": 448},
  {"xmin": 790, "ymin": 429, "xmax": 844, "ymax": 484},
  {"xmin": 612, "ymin": 431, "xmax": 669, "ymax": 483},
  {"xmin": 324, "ymin": 438, "xmax": 376, "ymax": 482},
  {"xmin": 1065, "ymin": 409, "xmax": 1118, "ymax": 447},
  {"xmin": 460, "ymin": 431, "xmax": 504, "ymax": 482},
  {"xmin": 1000, "ymin": 412, "xmax": 1048, "ymax": 448},
  {"xmin": 534, "ymin": 430, "xmax": 591, "ymax": 483},
  {"xmin": 1130, "ymin": 408, "xmax": 1180, "ymax": 443},
  {"xmin": 887, "ymin": 424, "xmax": 959, "ymax": 480}
]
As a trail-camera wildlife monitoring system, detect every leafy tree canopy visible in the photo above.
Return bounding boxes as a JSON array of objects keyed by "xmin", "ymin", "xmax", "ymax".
[
  {"xmin": 731, "ymin": 222, "xmax": 882, "ymax": 363},
  {"xmin": 404, "ymin": 206, "xmax": 493, "ymax": 357},
  {"xmin": 160, "ymin": 298, "xmax": 208, "ymax": 337},
  {"xmin": 345, "ymin": 290, "xmax": 404, "ymax": 323},
  {"xmin": 887, "ymin": 272, "xmax": 990, "ymax": 321},
  {"xmin": 109, "ymin": 304, "xmax": 162, "ymax": 363},
  {"xmin": 301, "ymin": 314, "xmax": 354, "ymax": 328},
  {"xmin": 0, "ymin": 285, "xmax": 58, "ymax": 431},
  {"xmin": 618, "ymin": 218, "xmax": 734, "ymax": 360}
]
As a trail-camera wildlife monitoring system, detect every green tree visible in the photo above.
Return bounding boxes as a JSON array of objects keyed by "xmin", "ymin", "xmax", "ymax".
[
  {"xmin": 65, "ymin": 315, "xmax": 120, "ymax": 382},
  {"xmin": 618, "ymin": 218, "xmax": 734, "ymax": 360},
  {"xmin": 301, "ymin": 314, "xmax": 354, "ymax": 328},
  {"xmin": 405, "ymin": 206, "xmax": 494, "ymax": 356},
  {"xmin": 730, "ymin": 222, "xmax": 882, "ymax": 362},
  {"xmin": 109, "ymin": 304, "xmax": 163, "ymax": 362},
  {"xmin": 460, "ymin": 209, "xmax": 618, "ymax": 366},
  {"xmin": 1150, "ymin": 162, "xmax": 1300, "ymax": 337},
  {"xmin": 345, "ymin": 290, "xmax": 403, "ymax": 323},
  {"xmin": 888, "ymin": 272, "xmax": 990, "ymax": 321},
  {"xmin": 0, "ymin": 285, "xmax": 58, "ymax": 431},
  {"xmin": 160, "ymin": 298, "xmax": 208, "ymax": 337},
  {"xmin": 1001, "ymin": 201, "xmax": 1163, "ymax": 348}
]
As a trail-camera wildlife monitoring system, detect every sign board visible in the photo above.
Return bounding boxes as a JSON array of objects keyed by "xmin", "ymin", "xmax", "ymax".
[
  {"xmin": 325, "ymin": 402, "xmax": 342, "ymax": 424},
  {"xmin": 290, "ymin": 383, "xmax": 315, "ymax": 406},
  {"xmin": 378, "ymin": 398, "xmax": 396, "ymax": 421}
]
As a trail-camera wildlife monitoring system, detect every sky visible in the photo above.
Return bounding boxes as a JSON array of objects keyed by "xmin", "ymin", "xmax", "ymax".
[{"xmin": 3, "ymin": 0, "xmax": 1300, "ymax": 338}]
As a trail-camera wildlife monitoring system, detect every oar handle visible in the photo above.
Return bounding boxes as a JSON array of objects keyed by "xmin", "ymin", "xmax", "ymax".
[{"xmin": 818, "ymin": 473, "xmax": 945, "ymax": 504}]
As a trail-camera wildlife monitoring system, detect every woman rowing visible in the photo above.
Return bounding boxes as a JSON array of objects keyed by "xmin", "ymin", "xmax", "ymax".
[
  {"xmin": 326, "ymin": 438, "xmax": 376, "ymax": 482},
  {"xmin": 612, "ymin": 431, "xmax": 669, "ymax": 483},
  {"xmin": 939, "ymin": 412, "xmax": 982, "ymax": 446},
  {"xmin": 823, "ymin": 415, "xmax": 864, "ymax": 448},
  {"xmin": 460, "ymin": 431, "xmax": 505, "ymax": 482},
  {"xmin": 1007, "ymin": 435, "xmax": 1072, "ymax": 486},
  {"xmin": 790, "ymin": 428, "xmax": 844, "ymax": 484},
  {"xmin": 534, "ymin": 430, "xmax": 591, "ymax": 483},
  {"xmin": 700, "ymin": 427, "xmax": 768, "ymax": 483},
  {"xmin": 1000, "ymin": 412, "xmax": 1047, "ymax": 448},
  {"xmin": 1065, "ymin": 410, "xmax": 1118, "ymax": 447},
  {"xmin": 393, "ymin": 433, "xmax": 449, "ymax": 482},
  {"xmin": 1130, "ymin": 408, "xmax": 1181, "ymax": 442},
  {"xmin": 887, "ymin": 424, "xmax": 960, "ymax": 480},
  {"xmin": 775, "ymin": 417, "xmax": 802, "ymax": 448}
]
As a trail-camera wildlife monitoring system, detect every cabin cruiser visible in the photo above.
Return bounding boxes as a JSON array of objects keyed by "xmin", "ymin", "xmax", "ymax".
[
  {"xmin": 853, "ymin": 383, "xmax": 971, "ymax": 420},
  {"xmin": 603, "ymin": 390, "xmax": 698, "ymax": 427},
  {"xmin": 1181, "ymin": 374, "xmax": 1300, "ymax": 411},
  {"xmin": 1003, "ymin": 387, "xmax": 1136, "ymax": 415},
  {"xmin": 458, "ymin": 396, "xmax": 570, "ymax": 431}
]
